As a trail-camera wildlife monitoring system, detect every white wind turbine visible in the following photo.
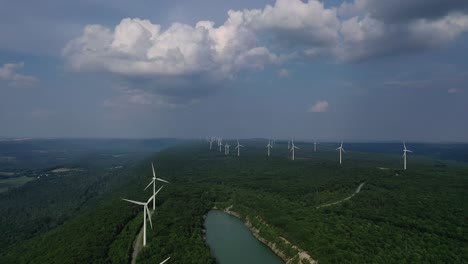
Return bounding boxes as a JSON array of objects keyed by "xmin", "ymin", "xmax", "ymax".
[
  {"xmin": 235, "ymin": 140, "xmax": 244, "ymax": 156},
  {"xmin": 403, "ymin": 142, "xmax": 413, "ymax": 170},
  {"xmin": 218, "ymin": 138, "xmax": 223, "ymax": 152},
  {"xmin": 209, "ymin": 138, "xmax": 213, "ymax": 150},
  {"xmin": 336, "ymin": 142, "xmax": 345, "ymax": 164},
  {"xmin": 266, "ymin": 139, "xmax": 272, "ymax": 157},
  {"xmin": 224, "ymin": 142, "xmax": 230, "ymax": 155},
  {"xmin": 290, "ymin": 140, "xmax": 299, "ymax": 160},
  {"xmin": 122, "ymin": 186, "xmax": 163, "ymax": 247},
  {"xmin": 145, "ymin": 162, "xmax": 170, "ymax": 210}
]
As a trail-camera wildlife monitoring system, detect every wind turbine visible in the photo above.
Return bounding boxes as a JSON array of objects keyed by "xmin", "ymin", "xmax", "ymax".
[
  {"xmin": 290, "ymin": 140, "xmax": 299, "ymax": 160},
  {"xmin": 266, "ymin": 139, "xmax": 272, "ymax": 157},
  {"xmin": 336, "ymin": 142, "xmax": 345, "ymax": 164},
  {"xmin": 218, "ymin": 138, "xmax": 223, "ymax": 152},
  {"xmin": 145, "ymin": 162, "xmax": 170, "ymax": 210},
  {"xmin": 122, "ymin": 186, "xmax": 163, "ymax": 247},
  {"xmin": 403, "ymin": 142, "xmax": 413, "ymax": 170},
  {"xmin": 224, "ymin": 142, "xmax": 230, "ymax": 155},
  {"xmin": 314, "ymin": 142, "xmax": 317, "ymax": 152},
  {"xmin": 209, "ymin": 138, "xmax": 213, "ymax": 150},
  {"xmin": 235, "ymin": 140, "xmax": 244, "ymax": 156}
]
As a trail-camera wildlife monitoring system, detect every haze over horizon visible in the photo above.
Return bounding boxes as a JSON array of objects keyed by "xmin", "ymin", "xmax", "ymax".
[{"xmin": 1, "ymin": 0, "xmax": 468, "ymax": 141}]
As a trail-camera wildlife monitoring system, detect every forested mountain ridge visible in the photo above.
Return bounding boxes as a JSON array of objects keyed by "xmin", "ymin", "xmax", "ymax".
[{"xmin": 1, "ymin": 141, "xmax": 467, "ymax": 263}]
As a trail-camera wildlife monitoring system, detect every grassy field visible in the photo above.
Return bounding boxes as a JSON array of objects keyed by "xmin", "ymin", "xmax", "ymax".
[{"xmin": 0, "ymin": 176, "xmax": 35, "ymax": 193}]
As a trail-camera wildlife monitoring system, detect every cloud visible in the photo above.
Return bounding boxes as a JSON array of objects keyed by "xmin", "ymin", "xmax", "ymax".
[
  {"xmin": 249, "ymin": 0, "xmax": 340, "ymax": 47},
  {"xmin": 63, "ymin": 0, "xmax": 468, "ymax": 105},
  {"xmin": 339, "ymin": 0, "xmax": 468, "ymax": 23},
  {"xmin": 336, "ymin": 12, "xmax": 468, "ymax": 61},
  {"xmin": 448, "ymin": 88, "xmax": 463, "ymax": 94},
  {"xmin": 308, "ymin": 100, "xmax": 329, "ymax": 113},
  {"xmin": 0, "ymin": 63, "xmax": 39, "ymax": 87},
  {"xmin": 277, "ymin": 68, "xmax": 290, "ymax": 78}
]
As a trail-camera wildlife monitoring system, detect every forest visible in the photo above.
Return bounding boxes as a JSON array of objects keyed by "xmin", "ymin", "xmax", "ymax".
[{"xmin": 0, "ymin": 140, "xmax": 467, "ymax": 263}]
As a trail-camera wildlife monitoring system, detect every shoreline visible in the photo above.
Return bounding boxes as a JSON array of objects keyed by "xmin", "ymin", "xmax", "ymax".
[{"xmin": 214, "ymin": 205, "xmax": 317, "ymax": 264}]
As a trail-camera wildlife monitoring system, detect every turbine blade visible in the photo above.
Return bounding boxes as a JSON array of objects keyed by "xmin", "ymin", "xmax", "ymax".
[
  {"xmin": 154, "ymin": 185, "xmax": 164, "ymax": 196},
  {"xmin": 146, "ymin": 206, "xmax": 153, "ymax": 229},
  {"xmin": 160, "ymin": 257, "xmax": 171, "ymax": 264},
  {"xmin": 144, "ymin": 180, "xmax": 154, "ymax": 191},
  {"xmin": 152, "ymin": 162, "xmax": 156, "ymax": 177},
  {"xmin": 147, "ymin": 186, "xmax": 163, "ymax": 204},
  {"xmin": 122, "ymin": 198, "xmax": 145, "ymax": 206},
  {"xmin": 156, "ymin": 178, "xmax": 170, "ymax": 184},
  {"xmin": 407, "ymin": 150, "xmax": 413, "ymax": 153},
  {"xmin": 342, "ymin": 148, "xmax": 346, "ymax": 153}
]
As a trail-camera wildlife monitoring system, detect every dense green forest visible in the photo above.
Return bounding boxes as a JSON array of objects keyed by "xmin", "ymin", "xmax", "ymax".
[{"xmin": 1, "ymin": 140, "xmax": 467, "ymax": 263}]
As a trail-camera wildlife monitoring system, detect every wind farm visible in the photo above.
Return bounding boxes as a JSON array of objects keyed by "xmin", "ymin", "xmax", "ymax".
[
  {"xmin": 1, "ymin": 0, "xmax": 467, "ymax": 263},
  {"xmin": 0, "ymin": 138, "xmax": 467, "ymax": 264}
]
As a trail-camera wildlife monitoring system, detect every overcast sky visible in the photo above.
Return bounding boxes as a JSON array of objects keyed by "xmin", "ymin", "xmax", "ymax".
[{"xmin": 1, "ymin": 0, "xmax": 467, "ymax": 141}]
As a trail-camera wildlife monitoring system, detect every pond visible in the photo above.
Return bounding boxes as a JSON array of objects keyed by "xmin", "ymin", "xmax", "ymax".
[{"xmin": 204, "ymin": 210, "xmax": 284, "ymax": 264}]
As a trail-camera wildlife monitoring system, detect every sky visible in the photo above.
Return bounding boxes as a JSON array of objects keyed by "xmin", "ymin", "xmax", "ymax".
[{"xmin": 1, "ymin": 0, "xmax": 468, "ymax": 142}]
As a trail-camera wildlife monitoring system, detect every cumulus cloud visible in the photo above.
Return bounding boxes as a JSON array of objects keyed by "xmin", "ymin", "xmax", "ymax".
[
  {"xmin": 337, "ymin": 13, "xmax": 468, "ymax": 61},
  {"xmin": 0, "ymin": 63, "xmax": 39, "ymax": 87},
  {"xmin": 336, "ymin": 0, "xmax": 468, "ymax": 60},
  {"xmin": 63, "ymin": 0, "xmax": 468, "ymax": 104},
  {"xmin": 339, "ymin": 0, "xmax": 468, "ymax": 23},
  {"xmin": 308, "ymin": 100, "xmax": 329, "ymax": 113}
]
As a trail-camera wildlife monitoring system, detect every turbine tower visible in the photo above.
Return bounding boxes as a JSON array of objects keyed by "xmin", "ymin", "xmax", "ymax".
[
  {"xmin": 145, "ymin": 162, "xmax": 170, "ymax": 210},
  {"xmin": 290, "ymin": 140, "xmax": 299, "ymax": 160},
  {"xmin": 218, "ymin": 138, "xmax": 223, "ymax": 152},
  {"xmin": 266, "ymin": 139, "xmax": 272, "ymax": 157},
  {"xmin": 224, "ymin": 142, "xmax": 230, "ymax": 155},
  {"xmin": 122, "ymin": 186, "xmax": 163, "ymax": 247},
  {"xmin": 235, "ymin": 140, "xmax": 244, "ymax": 156},
  {"xmin": 336, "ymin": 142, "xmax": 346, "ymax": 164},
  {"xmin": 403, "ymin": 142, "xmax": 413, "ymax": 170},
  {"xmin": 209, "ymin": 138, "xmax": 213, "ymax": 150}
]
